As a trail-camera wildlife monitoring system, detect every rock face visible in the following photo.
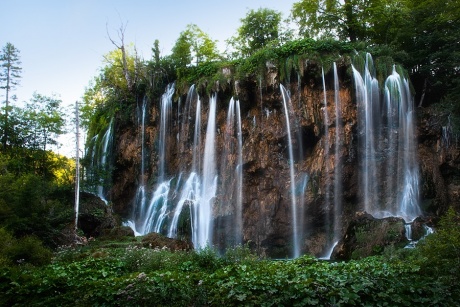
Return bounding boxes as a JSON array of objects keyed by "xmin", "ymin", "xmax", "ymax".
[
  {"xmin": 100, "ymin": 59, "xmax": 459, "ymax": 258},
  {"xmin": 330, "ymin": 212, "xmax": 408, "ymax": 260},
  {"xmin": 78, "ymin": 192, "xmax": 117, "ymax": 237}
]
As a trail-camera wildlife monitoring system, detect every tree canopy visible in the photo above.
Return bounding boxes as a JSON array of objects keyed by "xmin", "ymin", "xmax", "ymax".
[{"xmin": 227, "ymin": 8, "xmax": 284, "ymax": 57}]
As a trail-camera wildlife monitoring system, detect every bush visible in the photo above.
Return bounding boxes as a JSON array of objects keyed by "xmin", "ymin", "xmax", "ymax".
[
  {"xmin": 416, "ymin": 207, "xmax": 460, "ymax": 278},
  {"xmin": 4, "ymin": 235, "xmax": 52, "ymax": 266}
]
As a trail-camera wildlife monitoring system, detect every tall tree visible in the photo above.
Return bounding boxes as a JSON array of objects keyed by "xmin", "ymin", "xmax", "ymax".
[
  {"xmin": 228, "ymin": 8, "xmax": 282, "ymax": 57},
  {"xmin": 23, "ymin": 93, "xmax": 65, "ymax": 152},
  {"xmin": 0, "ymin": 43, "xmax": 22, "ymax": 149},
  {"xmin": 171, "ymin": 24, "xmax": 220, "ymax": 76}
]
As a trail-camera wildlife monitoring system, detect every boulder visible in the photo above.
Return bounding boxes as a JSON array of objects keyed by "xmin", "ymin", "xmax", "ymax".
[{"xmin": 331, "ymin": 212, "xmax": 408, "ymax": 260}]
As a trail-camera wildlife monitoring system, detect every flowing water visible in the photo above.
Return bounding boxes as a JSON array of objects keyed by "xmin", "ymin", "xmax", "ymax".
[
  {"xmin": 280, "ymin": 84, "xmax": 301, "ymax": 258},
  {"xmin": 111, "ymin": 55, "xmax": 423, "ymax": 257},
  {"xmin": 352, "ymin": 55, "xmax": 421, "ymax": 221}
]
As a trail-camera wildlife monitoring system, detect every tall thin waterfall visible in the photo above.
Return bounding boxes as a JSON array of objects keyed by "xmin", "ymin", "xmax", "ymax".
[
  {"xmin": 97, "ymin": 118, "xmax": 113, "ymax": 202},
  {"xmin": 353, "ymin": 55, "xmax": 379, "ymax": 214},
  {"xmin": 219, "ymin": 98, "xmax": 243, "ymax": 245},
  {"xmin": 235, "ymin": 100, "xmax": 243, "ymax": 245},
  {"xmin": 192, "ymin": 94, "xmax": 218, "ymax": 248},
  {"xmin": 132, "ymin": 97, "xmax": 148, "ymax": 232},
  {"xmin": 321, "ymin": 64, "xmax": 342, "ymax": 258},
  {"xmin": 353, "ymin": 55, "xmax": 421, "ymax": 221},
  {"xmin": 192, "ymin": 98, "xmax": 202, "ymax": 174},
  {"xmin": 158, "ymin": 84, "xmax": 175, "ymax": 182},
  {"xmin": 333, "ymin": 63, "xmax": 343, "ymax": 242},
  {"xmin": 322, "ymin": 68, "xmax": 331, "ymax": 243},
  {"xmin": 280, "ymin": 84, "xmax": 300, "ymax": 258}
]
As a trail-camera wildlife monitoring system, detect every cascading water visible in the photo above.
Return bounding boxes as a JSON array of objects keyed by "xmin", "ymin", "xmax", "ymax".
[
  {"xmin": 109, "ymin": 54, "xmax": 425, "ymax": 258},
  {"xmin": 385, "ymin": 67, "xmax": 421, "ymax": 220},
  {"xmin": 97, "ymin": 118, "xmax": 113, "ymax": 203},
  {"xmin": 218, "ymin": 98, "xmax": 243, "ymax": 246},
  {"xmin": 352, "ymin": 54, "xmax": 421, "ymax": 221},
  {"xmin": 322, "ymin": 68, "xmax": 332, "ymax": 245},
  {"xmin": 190, "ymin": 94, "xmax": 218, "ymax": 248},
  {"xmin": 280, "ymin": 84, "xmax": 301, "ymax": 258},
  {"xmin": 129, "ymin": 84, "xmax": 175, "ymax": 235},
  {"xmin": 332, "ymin": 63, "xmax": 343, "ymax": 245},
  {"xmin": 320, "ymin": 63, "xmax": 343, "ymax": 258},
  {"xmin": 132, "ymin": 97, "xmax": 148, "ymax": 232}
]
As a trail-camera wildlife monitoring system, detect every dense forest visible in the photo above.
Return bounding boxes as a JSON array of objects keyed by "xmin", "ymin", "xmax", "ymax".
[{"xmin": 1, "ymin": 0, "xmax": 460, "ymax": 305}]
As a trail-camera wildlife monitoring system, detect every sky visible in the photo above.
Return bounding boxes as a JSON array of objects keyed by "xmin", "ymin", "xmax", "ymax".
[{"xmin": 1, "ymin": 0, "xmax": 297, "ymax": 157}]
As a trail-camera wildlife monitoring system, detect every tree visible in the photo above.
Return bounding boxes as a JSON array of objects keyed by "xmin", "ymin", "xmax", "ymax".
[
  {"xmin": 291, "ymin": 0, "xmax": 408, "ymax": 43},
  {"xmin": 395, "ymin": 0, "xmax": 460, "ymax": 107},
  {"xmin": 170, "ymin": 24, "xmax": 220, "ymax": 78},
  {"xmin": 0, "ymin": 43, "xmax": 22, "ymax": 149},
  {"xmin": 106, "ymin": 23, "xmax": 145, "ymax": 93},
  {"xmin": 23, "ymin": 93, "xmax": 66, "ymax": 152},
  {"xmin": 228, "ymin": 8, "xmax": 282, "ymax": 57}
]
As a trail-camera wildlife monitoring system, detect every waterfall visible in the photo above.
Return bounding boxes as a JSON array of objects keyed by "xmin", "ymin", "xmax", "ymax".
[
  {"xmin": 219, "ymin": 98, "xmax": 244, "ymax": 246},
  {"xmin": 385, "ymin": 67, "xmax": 421, "ymax": 220},
  {"xmin": 192, "ymin": 94, "xmax": 218, "ymax": 249},
  {"xmin": 168, "ymin": 173, "xmax": 198, "ymax": 238},
  {"xmin": 128, "ymin": 84, "xmax": 175, "ymax": 235},
  {"xmin": 235, "ymin": 100, "xmax": 243, "ymax": 245},
  {"xmin": 97, "ymin": 118, "xmax": 113, "ymax": 202},
  {"xmin": 333, "ymin": 63, "xmax": 343, "ymax": 243},
  {"xmin": 352, "ymin": 54, "xmax": 421, "ymax": 222},
  {"xmin": 132, "ymin": 97, "xmax": 148, "ymax": 231},
  {"xmin": 158, "ymin": 84, "xmax": 175, "ymax": 182},
  {"xmin": 280, "ymin": 84, "xmax": 300, "ymax": 258},
  {"xmin": 108, "ymin": 55, "xmax": 424, "ymax": 258},
  {"xmin": 321, "ymin": 63, "xmax": 343, "ymax": 258},
  {"xmin": 322, "ymin": 68, "xmax": 332, "ymax": 252}
]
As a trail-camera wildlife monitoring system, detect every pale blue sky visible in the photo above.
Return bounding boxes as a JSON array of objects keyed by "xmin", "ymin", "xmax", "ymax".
[{"xmin": 1, "ymin": 0, "xmax": 297, "ymax": 155}]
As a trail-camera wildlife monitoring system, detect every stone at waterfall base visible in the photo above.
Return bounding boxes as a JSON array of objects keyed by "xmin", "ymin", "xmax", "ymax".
[{"xmin": 331, "ymin": 212, "xmax": 408, "ymax": 260}]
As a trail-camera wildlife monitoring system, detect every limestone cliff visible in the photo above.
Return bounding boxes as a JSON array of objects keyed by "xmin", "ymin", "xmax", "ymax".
[{"xmin": 103, "ymin": 59, "xmax": 458, "ymax": 258}]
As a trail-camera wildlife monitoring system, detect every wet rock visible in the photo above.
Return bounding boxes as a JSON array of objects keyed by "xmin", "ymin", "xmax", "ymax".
[{"xmin": 331, "ymin": 212, "xmax": 408, "ymax": 260}]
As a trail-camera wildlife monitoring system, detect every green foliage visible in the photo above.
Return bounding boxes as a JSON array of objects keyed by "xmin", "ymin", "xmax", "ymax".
[
  {"xmin": 171, "ymin": 24, "xmax": 221, "ymax": 79},
  {"xmin": 1, "ymin": 241, "xmax": 458, "ymax": 305},
  {"xmin": 0, "ymin": 151, "xmax": 75, "ymax": 249},
  {"xmin": 292, "ymin": 0, "xmax": 408, "ymax": 43},
  {"xmin": 0, "ymin": 228, "xmax": 52, "ymax": 267},
  {"xmin": 0, "ymin": 42, "xmax": 22, "ymax": 149},
  {"xmin": 415, "ymin": 208, "xmax": 460, "ymax": 279},
  {"xmin": 229, "ymin": 8, "xmax": 283, "ymax": 57}
]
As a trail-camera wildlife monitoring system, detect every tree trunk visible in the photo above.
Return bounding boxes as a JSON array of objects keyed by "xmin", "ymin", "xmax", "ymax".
[{"xmin": 344, "ymin": 0, "xmax": 357, "ymax": 42}]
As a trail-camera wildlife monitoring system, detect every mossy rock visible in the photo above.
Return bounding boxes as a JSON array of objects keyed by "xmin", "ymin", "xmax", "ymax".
[
  {"xmin": 141, "ymin": 232, "xmax": 193, "ymax": 251},
  {"xmin": 331, "ymin": 212, "xmax": 408, "ymax": 260},
  {"xmin": 99, "ymin": 226, "xmax": 135, "ymax": 241}
]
